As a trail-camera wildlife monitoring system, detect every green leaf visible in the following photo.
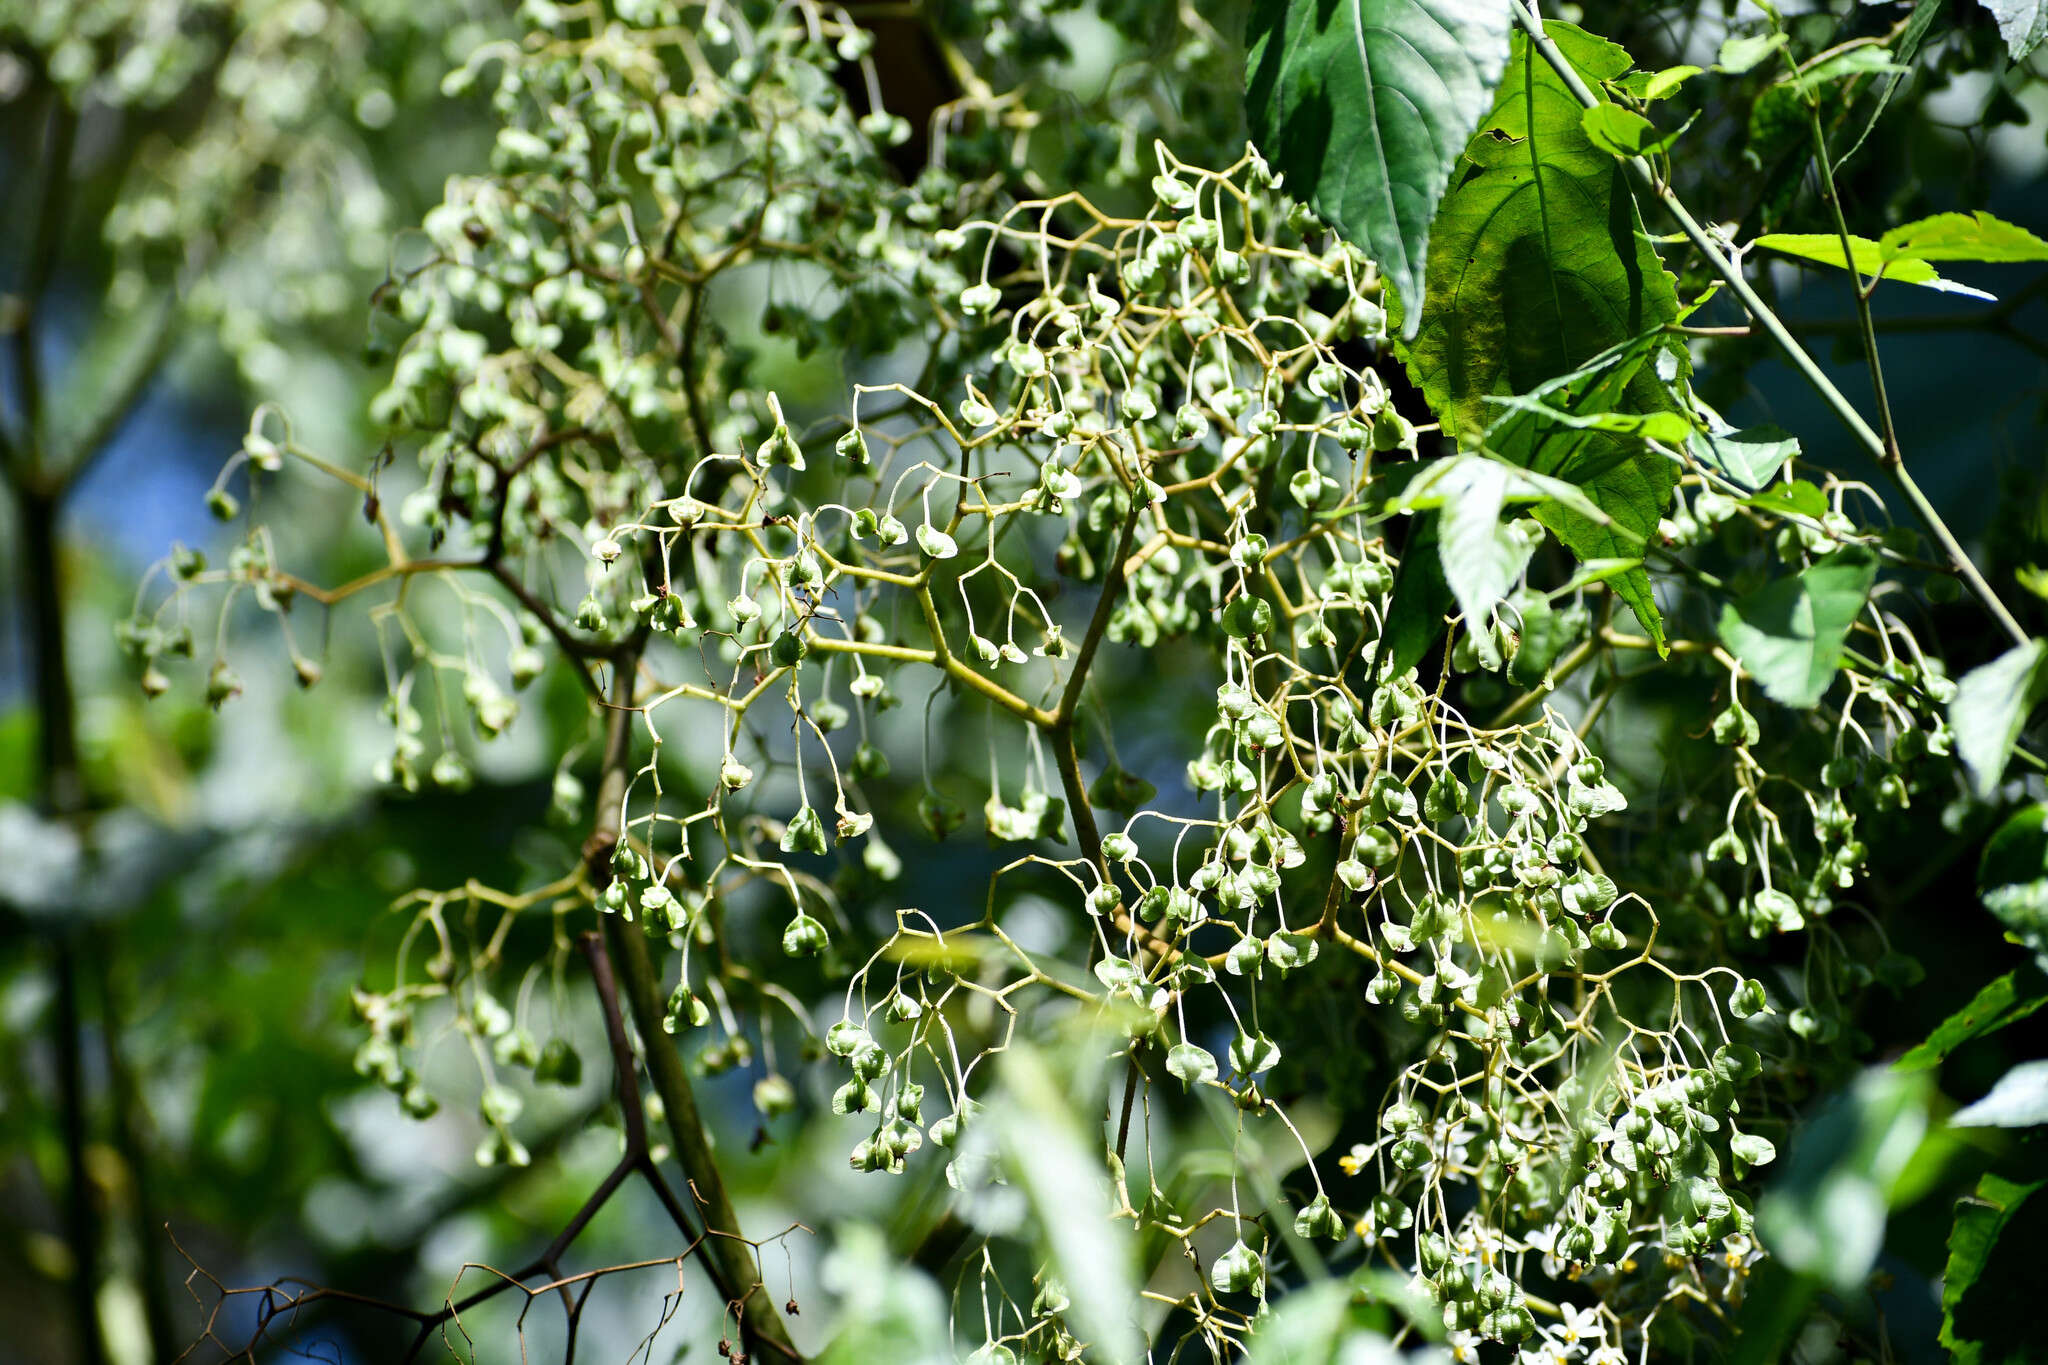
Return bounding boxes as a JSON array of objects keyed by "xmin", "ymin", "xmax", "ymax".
[
  {"xmin": 1837, "ymin": 0, "xmax": 1944, "ymax": 168},
  {"xmin": 1245, "ymin": 0, "xmax": 1513, "ymax": 338},
  {"xmin": 1981, "ymin": 0, "xmax": 2048, "ymax": 62},
  {"xmin": 1230, "ymin": 1029, "xmax": 1282, "ymax": 1075},
  {"xmin": 1403, "ymin": 27, "xmax": 1682, "ymax": 650},
  {"xmin": 1404, "ymin": 28, "xmax": 1676, "ymax": 436},
  {"xmin": 1788, "ymin": 45, "xmax": 1906, "ymax": 95},
  {"xmin": 1613, "ymin": 64, "xmax": 1702, "ymax": 102},
  {"xmin": 1382, "ymin": 450, "xmax": 1589, "ymax": 515},
  {"xmin": 1580, "ymin": 103, "xmax": 1658, "ymax": 157},
  {"xmin": 1978, "ymin": 802, "xmax": 2048, "ymax": 963},
  {"xmin": 1952, "ymin": 639, "xmax": 2048, "ymax": 799},
  {"xmin": 1895, "ymin": 964, "xmax": 2048, "ymax": 1072},
  {"xmin": 1690, "ymin": 425, "xmax": 1799, "ymax": 491},
  {"xmin": 1753, "ymin": 233, "xmax": 1998, "ymax": 300},
  {"xmin": 1717, "ymin": 546, "xmax": 1878, "ymax": 709},
  {"xmin": 1438, "ymin": 458, "xmax": 1537, "ymax": 631},
  {"xmin": 1952, "ymin": 1060, "xmax": 2048, "ymax": 1127},
  {"xmin": 1731, "ymin": 1131, "xmax": 1778, "ymax": 1175},
  {"xmin": 1941, "ymin": 1173, "xmax": 2048, "ymax": 1365},
  {"xmin": 1879, "ymin": 210, "xmax": 2048, "ymax": 264},
  {"xmin": 1484, "ymin": 392, "xmax": 1694, "ymax": 444},
  {"xmin": 1265, "ymin": 931, "xmax": 1321, "ymax": 972},
  {"xmin": 1717, "ymin": 31, "xmax": 1787, "ymax": 74},
  {"xmin": 1551, "ymin": 556, "xmax": 1644, "ymax": 595},
  {"xmin": 1744, "ymin": 478, "xmax": 1828, "ymax": 522}
]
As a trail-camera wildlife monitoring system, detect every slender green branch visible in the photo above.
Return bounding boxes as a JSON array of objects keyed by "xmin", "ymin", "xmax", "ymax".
[
  {"xmin": 587, "ymin": 653, "xmax": 802, "ymax": 1363},
  {"xmin": 1806, "ymin": 102, "xmax": 1901, "ymax": 464},
  {"xmin": 1056, "ymin": 502, "xmax": 1145, "ymax": 726},
  {"xmin": 1509, "ymin": 0, "xmax": 2028, "ymax": 648}
]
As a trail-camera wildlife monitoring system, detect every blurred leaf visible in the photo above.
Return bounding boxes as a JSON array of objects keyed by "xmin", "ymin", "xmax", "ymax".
[
  {"xmin": 816, "ymin": 1222, "xmax": 954, "ymax": 1365},
  {"xmin": 1978, "ymin": 803, "xmax": 2048, "ymax": 962},
  {"xmin": 1718, "ymin": 547, "xmax": 1879, "ymax": 708},
  {"xmin": 1953, "ymin": 640, "xmax": 2048, "ymax": 798},
  {"xmin": 1717, "ymin": 32, "xmax": 1787, "ymax": 74},
  {"xmin": 1241, "ymin": 1270, "xmax": 1437, "ymax": 1362},
  {"xmin": 1952, "ymin": 1061, "xmax": 2048, "ymax": 1127},
  {"xmin": 1980, "ymin": 0, "xmax": 2048, "ymax": 62},
  {"xmin": 991, "ymin": 1043, "xmax": 1142, "ymax": 1364},
  {"xmin": 1756, "ymin": 1067, "xmax": 1930, "ymax": 1293},
  {"xmin": 1788, "ymin": 45, "xmax": 1907, "ymax": 94}
]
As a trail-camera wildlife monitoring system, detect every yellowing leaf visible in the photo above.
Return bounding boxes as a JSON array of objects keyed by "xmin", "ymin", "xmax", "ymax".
[
  {"xmin": 1878, "ymin": 210, "xmax": 2048, "ymax": 264},
  {"xmin": 1753, "ymin": 233, "xmax": 1997, "ymax": 300}
]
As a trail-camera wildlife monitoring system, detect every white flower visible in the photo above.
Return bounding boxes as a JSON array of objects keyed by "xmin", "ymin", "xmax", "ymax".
[
  {"xmin": 1587, "ymin": 1346, "xmax": 1626, "ymax": 1365},
  {"xmin": 1454, "ymin": 1221, "xmax": 1503, "ymax": 1259},
  {"xmin": 1557, "ymin": 1303, "xmax": 1602, "ymax": 1347},
  {"xmin": 1524, "ymin": 1225, "xmax": 1568, "ymax": 1280},
  {"xmin": 1448, "ymin": 1330, "xmax": 1482, "ymax": 1365}
]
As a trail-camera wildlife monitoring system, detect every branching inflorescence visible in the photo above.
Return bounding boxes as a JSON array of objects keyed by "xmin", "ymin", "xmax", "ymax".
[{"xmin": 134, "ymin": 2, "xmax": 1971, "ymax": 1361}]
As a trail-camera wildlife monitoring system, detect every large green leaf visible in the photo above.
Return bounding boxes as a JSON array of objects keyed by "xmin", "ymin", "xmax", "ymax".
[
  {"xmin": 1717, "ymin": 546, "xmax": 1878, "ymax": 709},
  {"xmin": 1952, "ymin": 639, "xmax": 2048, "ymax": 799},
  {"xmin": 1245, "ymin": 0, "xmax": 1513, "ymax": 338},
  {"xmin": 1895, "ymin": 963, "xmax": 2048, "ymax": 1072},
  {"xmin": 1941, "ymin": 1173, "xmax": 2048, "ymax": 1365},
  {"xmin": 1401, "ymin": 24, "xmax": 1682, "ymax": 647}
]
